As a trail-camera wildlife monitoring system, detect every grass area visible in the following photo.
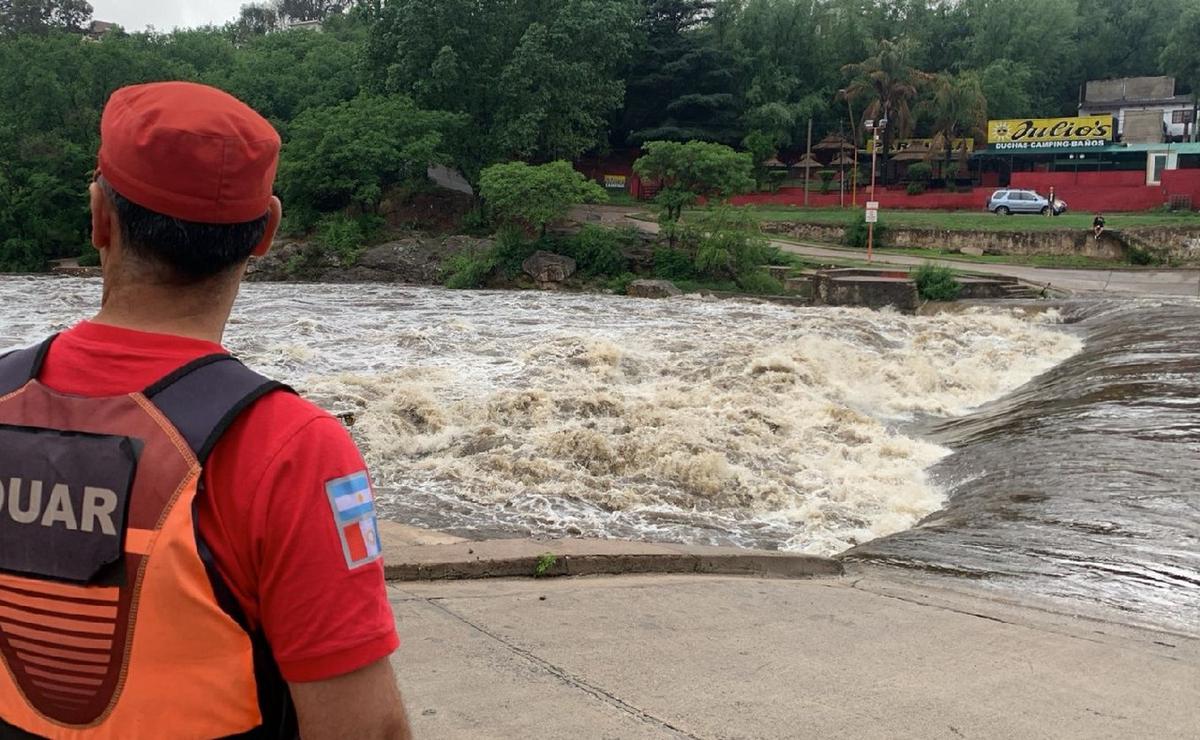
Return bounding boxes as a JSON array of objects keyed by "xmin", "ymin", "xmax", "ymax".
[{"xmin": 720, "ymin": 205, "xmax": 1200, "ymax": 232}]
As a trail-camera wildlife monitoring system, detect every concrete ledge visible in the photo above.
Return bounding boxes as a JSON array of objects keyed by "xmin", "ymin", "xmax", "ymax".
[{"xmin": 379, "ymin": 525, "xmax": 842, "ymax": 582}]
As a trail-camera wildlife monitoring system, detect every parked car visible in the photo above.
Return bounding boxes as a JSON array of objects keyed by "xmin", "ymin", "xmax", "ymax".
[{"xmin": 987, "ymin": 189, "xmax": 1067, "ymax": 216}]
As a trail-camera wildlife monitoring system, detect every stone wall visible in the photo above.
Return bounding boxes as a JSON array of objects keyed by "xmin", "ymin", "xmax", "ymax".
[{"xmin": 761, "ymin": 221, "xmax": 1200, "ymax": 264}]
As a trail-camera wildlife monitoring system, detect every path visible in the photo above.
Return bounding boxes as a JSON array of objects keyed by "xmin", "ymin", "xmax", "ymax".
[
  {"xmin": 593, "ymin": 207, "xmax": 1200, "ymax": 298},
  {"xmin": 389, "ymin": 569, "xmax": 1199, "ymax": 739}
]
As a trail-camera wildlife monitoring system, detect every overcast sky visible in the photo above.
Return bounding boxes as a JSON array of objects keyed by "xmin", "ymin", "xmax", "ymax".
[{"xmin": 92, "ymin": 0, "xmax": 245, "ymax": 31}]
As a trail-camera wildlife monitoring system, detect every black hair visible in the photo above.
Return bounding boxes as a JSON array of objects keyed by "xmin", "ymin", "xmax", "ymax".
[{"xmin": 99, "ymin": 178, "xmax": 270, "ymax": 282}]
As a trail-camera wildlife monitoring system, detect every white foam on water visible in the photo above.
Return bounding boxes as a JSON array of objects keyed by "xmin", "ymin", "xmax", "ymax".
[{"xmin": 1, "ymin": 279, "xmax": 1082, "ymax": 555}]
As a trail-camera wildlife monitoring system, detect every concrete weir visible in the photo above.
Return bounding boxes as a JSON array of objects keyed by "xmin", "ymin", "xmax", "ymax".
[
  {"xmin": 378, "ymin": 521, "xmax": 843, "ymax": 582},
  {"xmin": 811, "ymin": 268, "xmax": 1023, "ymax": 311}
]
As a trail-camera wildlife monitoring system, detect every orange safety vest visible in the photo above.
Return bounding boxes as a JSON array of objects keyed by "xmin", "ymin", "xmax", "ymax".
[{"xmin": 0, "ymin": 337, "xmax": 296, "ymax": 739}]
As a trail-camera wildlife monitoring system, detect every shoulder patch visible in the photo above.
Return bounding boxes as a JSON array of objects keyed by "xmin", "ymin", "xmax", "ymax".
[{"xmin": 325, "ymin": 471, "xmax": 382, "ymax": 570}]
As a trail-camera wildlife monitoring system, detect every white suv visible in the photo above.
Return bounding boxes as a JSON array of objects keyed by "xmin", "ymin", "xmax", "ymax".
[{"xmin": 987, "ymin": 189, "xmax": 1067, "ymax": 216}]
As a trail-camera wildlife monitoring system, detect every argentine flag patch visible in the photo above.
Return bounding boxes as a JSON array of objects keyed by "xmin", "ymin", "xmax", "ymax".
[{"xmin": 325, "ymin": 471, "xmax": 382, "ymax": 569}]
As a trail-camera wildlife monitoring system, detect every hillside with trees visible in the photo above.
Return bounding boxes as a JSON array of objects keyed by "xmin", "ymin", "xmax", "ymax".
[{"xmin": 1, "ymin": 0, "xmax": 1197, "ymax": 270}]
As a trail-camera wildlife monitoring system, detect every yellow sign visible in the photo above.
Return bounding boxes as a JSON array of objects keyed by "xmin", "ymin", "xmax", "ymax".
[
  {"xmin": 867, "ymin": 138, "xmax": 974, "ymax": 154},
  {"xmin": 987, "ymin": 116, "xmax": 1114, "ymax": 150},
  {"xmin": 603, "ymin": 174, "xmax": 627, "ymax": 189}
]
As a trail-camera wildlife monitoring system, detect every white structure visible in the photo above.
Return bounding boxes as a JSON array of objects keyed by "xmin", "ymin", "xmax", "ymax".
[{"xmin": 1079, "ymin": 76, "xmax": 1196, "ymax": 143}]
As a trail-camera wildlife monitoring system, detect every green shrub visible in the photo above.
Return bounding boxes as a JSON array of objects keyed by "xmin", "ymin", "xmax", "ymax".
[
  {"xmin": 907, "ymin": 182, "xmax": 927, "ymax": 196},
  {"xmin": 460, "ymin": 206, "xmax": 491, "ymax": 235},
  {"xmin": 912, "ymin": 263, "xmax": 962, "ymax": 301},
  {"xmin": 818, "ymin": 170, "xmax": 835, "ymax": 194},
  {"xmin": 907, "ymin": 162, "xmax": 933, "ymax": 183},
  {"xmin": 315, "ymin": 213, "xmax": 383, "ymax": 266},
  {"xmin": 654, "ymin": 247, "xmax": 697, "ymax": 280},
  {"xmin": 737, "ymin": 270, "xmax": 785, "ymax": 295},
  {"xmin": 566, "ymin": 225, "xmax": 633, "ymax": 277},
  {"xmin": 0, "ymin": 239, "xmax": 44, "ymax": 272},
  {"xmin": 443, "ymin": 249, "xmax": 497, "ymax": 289},
  {"xmin": 767, "ymin": 169, "xmax": 788, "ymax": 193},
  {"xmin": 690, "ymin": 207, "xmax": 771, "ymax": 282},
  {"xmin": 491, "ymin": 226, "xmax": 539, "ymax": 277},
  {"xmin": 77, "ymin": 247, "xmax": 101, "ymax": 267},
  {"xmin": 605, "ymin": 272, "xmax": 637, "ymax": 294},
  {"xmin": 844, "ymin": 211, "xmax": 887, "ymax": 249}
]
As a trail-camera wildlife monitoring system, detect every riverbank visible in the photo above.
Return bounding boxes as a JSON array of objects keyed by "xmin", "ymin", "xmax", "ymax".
[{"xmin": 388, "ymin": 563, "xmax": 1200, "ymax": 738}]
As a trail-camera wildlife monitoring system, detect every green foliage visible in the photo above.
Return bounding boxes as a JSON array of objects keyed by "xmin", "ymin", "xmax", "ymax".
[
  {"xmin": 77, "ymin": 246, "xmax": 100, "ymax": 267},
  {"xmin": 736, "ymin": 270, "xmax": 785, "ymax": 295},
  {"xmin": 912, "ymin": 263, "xmax": 962, "ymax": 301},
  {"xmin": 558, "ymin": 225, "xmax": 634, "ymax": 278},
  {"xmin": 490, "ymin": 226, "xmax": 539, "ymax": 278},
  {"xmin": 844, "ymin": 211, "xmax": 888, "ymax": 249},
  {"xmin": 1162, "ymin": 6, "xmax": 1200, "ymax": 91},
  {"xmin": 633, "ymin": 140, "xmax": 755, "ymax": 223},
  {"xmin": 653, "ymin": 247, "xmax": 697, "ymax": 281},
  {"xmin": 907, "ymin": 162, "xmax": 932, "ymax": 183},
  {"xmin": 534, "ymin": 553, "xmax": 558, "ymax": 578},
  {"xmin": 0, "ymin": 238, "xmax": 44, "ymax": 272},
  {"xmin": 479, "ymin": 161, "xmax": 606, "ymax": 236},
  {"xmin": 365, "ymin": 0, "xmax": 638, "ymax": 183},
  {"xmin": 442, "ymin": 249, "xmax": 497, "ymax": 289},
  {"xmin": 315, "ymin": 213, "xmax": 382, "ymax": 266},
  {"xmin": 279, "ymin": 94, "xmax": 460, "ymax": 217},
  {"xmin": 604, "ymin": 272, "xmax": 637, "ymax": 295},
  {"xmin": 689, "ymin": 207, "xmax": 771, "ymax": 282},
  {"xmin": 817, "ymin": 170, "xmax": 835, "ymax": 194},
  {"xmin": 907, "ymin": 182, "xmax": 927, "ymax": 196}
]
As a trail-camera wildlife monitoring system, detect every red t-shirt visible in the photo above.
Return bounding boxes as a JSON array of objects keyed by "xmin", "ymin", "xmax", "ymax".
[{"xmin": 36, "ymin": 321, "xmax": 399, "ymax": 683}]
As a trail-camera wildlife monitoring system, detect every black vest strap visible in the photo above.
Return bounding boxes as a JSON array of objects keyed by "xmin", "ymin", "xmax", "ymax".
[
  {"xmin": 0, "ymin": 335, "xmax": 57, "ymax": 397},
  {"xmin": 144, "ymin": 355, "xmax": 291, "ymax": 466}
]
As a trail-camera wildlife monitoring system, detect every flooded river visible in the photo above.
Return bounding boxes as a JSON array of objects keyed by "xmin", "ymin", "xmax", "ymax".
[{"xmin": 3, "ymin": 278, "xmax": 1196, "ymax": 633}]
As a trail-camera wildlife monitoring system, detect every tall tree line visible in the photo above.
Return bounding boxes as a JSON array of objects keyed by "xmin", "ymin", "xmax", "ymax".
[{"xmin": 1, "ymin": 0, "xmax": 1197, "ymax": 270}]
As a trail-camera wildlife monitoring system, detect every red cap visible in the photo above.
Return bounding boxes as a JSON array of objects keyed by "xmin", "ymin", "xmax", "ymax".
[{"xmin": 98, "ymin": 81, "xmax": 281, "ymax": 224}]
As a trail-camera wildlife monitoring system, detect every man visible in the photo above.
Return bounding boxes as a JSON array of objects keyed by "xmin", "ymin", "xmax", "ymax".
[
  {"xmin": 1094, "ymin": 212, "xmax": 1107, "ymax": 240},
  {"xmin": 0, "ymin": 82, "xmax": 411, "ymax": 738}
]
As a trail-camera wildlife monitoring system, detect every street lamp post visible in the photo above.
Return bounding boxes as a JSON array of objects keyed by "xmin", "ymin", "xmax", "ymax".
[{"xmin": 866, "ymin": 118, "xmax": 887, "ymax": 263}]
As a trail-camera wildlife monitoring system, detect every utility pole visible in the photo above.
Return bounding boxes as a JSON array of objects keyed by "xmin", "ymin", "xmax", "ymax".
[
  {"xmin": 866, "ymin": 118, "xmax": 886, "ymax": 264},
  {"xmin": 804, "ymin": 118, "xmax": 813, "ymax": 207}
]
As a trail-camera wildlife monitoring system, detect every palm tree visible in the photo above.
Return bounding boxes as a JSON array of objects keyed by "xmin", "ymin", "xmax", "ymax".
[
  {"xmin": 841, "ymin": 40, "xmax": 928, "ymax": 183},
  {"xmin": 924, "ymin": 72, "xmax": 988, "ymax": 180}
]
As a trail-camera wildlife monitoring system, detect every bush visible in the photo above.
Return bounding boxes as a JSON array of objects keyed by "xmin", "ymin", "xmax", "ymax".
[
  {"xmin": 315, "ymin": 213, "xmax": 384, "ymax": 266},
  {"xmin": 77, "ymin": 247, "xmax": 101, "ymax": 267},
  {"xmin": 912, "ymin": 263, "xmax": 962, "ymax": 301},
  {"xmin": 0, "ymin": 239, "xmax": 45, "ymax": 272},
  {"xmin": 907, "ymin": 182, "xmax": 927, "ymax": 196},
  {"xmin": 689, "ymin": 207, "xmax": 771, "ymax": 282},
  {"xmin": 490, "ymin": 226, "xmax": 539, "ymax": 277},
  {"xmin": 737, "ymin": 270, "xmax": 785, "ymax": 295},
  {"xmin": 480, "ymin": 161, "xmax": 607, "ymax": 235},
  {"xmin": 564, "ymin": 225, "xmax": 633, "ymax": 277},
  {"xmin": 442, "ymin": 249, "xmax": 497, "ymax": 289},
  {"xmin": 605, "ymin": 272, "xmax": 637, "ymax": 295},
  {"xmin": 818, "ymin": 170, "xmax": 835, "ymax": 194},
  {"xmin": 907, "ymin": 162, "xmax": 933, "ymax": 183},
  {"xmin": 844, "ymin": 211, "xmax": 887, "ymax": 249},
  {"xmin": 654, "ymin": 247, "xmax": 697, "ymax": 281}
]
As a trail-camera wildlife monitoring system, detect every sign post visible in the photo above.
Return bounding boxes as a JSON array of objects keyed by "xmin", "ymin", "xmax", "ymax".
[{"xmin": 866, "ymin": 120, "xmax": 885, "ymax": 264}]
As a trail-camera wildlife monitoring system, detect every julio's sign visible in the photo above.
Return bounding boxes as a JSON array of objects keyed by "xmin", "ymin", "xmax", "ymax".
[{"xmin": 987, "ymin": 116, "xmax": 1114, "ymax": 150}]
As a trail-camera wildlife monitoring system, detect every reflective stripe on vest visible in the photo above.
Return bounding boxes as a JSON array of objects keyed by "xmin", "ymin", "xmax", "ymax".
[{"xmin": 0, "ymin": 339, "xmax": 295, "ymax": 739}]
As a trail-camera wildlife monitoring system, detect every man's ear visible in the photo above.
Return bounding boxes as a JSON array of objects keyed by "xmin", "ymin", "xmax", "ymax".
[
  {"xmin": 252, "ymin": 197, "xmax": 282, "ymax": 258},
  {"xmin": 90, "ymin": 182, "xmax": 115, "ymax": 251}
]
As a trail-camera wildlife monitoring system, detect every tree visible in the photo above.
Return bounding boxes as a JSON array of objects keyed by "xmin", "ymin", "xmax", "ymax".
[
  {"xmin": 633, "ymin": 140, "xmax": 754, "ymax": 224},
  {"xmin": 842, "ymin": 39, "xmax": 927, "ymax": 182},
  {"xmin": 0, "ymin": 0, "xmax": 92, "ymax": 35},
  {"xmin": 924, "ymin": 72, "xmax": 987, "ymax": 172},
  {"xmin": 365, "ymin": 0, "xmax": 637, "ymax": 184},
  {"xmin": 233, "ymin": 4, "xmax": 281, "ymax": 39},
  {"xmin": 275, "ymin": 0, "xmax": 350, "ymax": 23},
  {"xmin": 278, "ymin": 94, "xmax": 462, "ymax": 222},
  {"xmin": 976, "ymin": 59, "xmax": 1034, "ymax": 120},
  {"xmin": 478, "ymin": 161, "xmax": 606, "ymax": 236},
  {"xmin": 1162, "ymin": 6, "xmax": 1200, "ymax": 141}
]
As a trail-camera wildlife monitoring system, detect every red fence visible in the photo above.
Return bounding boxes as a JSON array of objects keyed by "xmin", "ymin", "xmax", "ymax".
[{"xmin": 727, "ymin": 170, "xmax": 1200, "ymax": 213}]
